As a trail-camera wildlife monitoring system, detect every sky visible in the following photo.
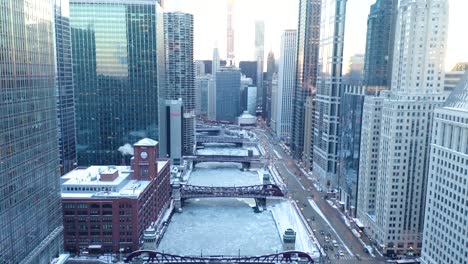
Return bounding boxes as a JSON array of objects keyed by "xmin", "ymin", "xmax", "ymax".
[{"xmin": 166, "ymin": 0, "xmax": 468, "ymax": 71}]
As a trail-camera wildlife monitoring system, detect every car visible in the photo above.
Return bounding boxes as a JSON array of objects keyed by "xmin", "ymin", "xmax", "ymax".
[
  {"xmin": 338, "ymin": 250, "xmax": 344, "ymax": 256},
  {"xmin": 312, "ymin": 216, "xmax": 316, "ymax": 221},
  {"xmin": 332, "ymin": 240, "xmax": 338, "ymax": 247},
  {"xmin": 323, "ymin": 245, "xmax": 329, "ymax": 251},
  {"xmin": 325, "ymin": 238, "xmax": 330, "ymax": 243},
  {"xmin": 320, "ymin": 230, "xmax": 325, "ymax": 235}
]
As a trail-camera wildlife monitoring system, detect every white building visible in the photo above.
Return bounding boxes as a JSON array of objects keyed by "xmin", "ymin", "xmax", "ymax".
[
  {"xmin": 421, "ymin": 74, "xmax": 468, "ymax": 264},
  {"xmin": 273, "ymin": 30, "xmax": 296, "ymax": 140},
  {"xmin": 270, "ymin": 73, "xmax": 279, "ymax": 134},
  {"xmin": 357, "ymin": 0, "xmax": 448, "ymax": 256},
  {"xmin": 247, "ymin": 86, "xmax": 257, "ymax": 115}
]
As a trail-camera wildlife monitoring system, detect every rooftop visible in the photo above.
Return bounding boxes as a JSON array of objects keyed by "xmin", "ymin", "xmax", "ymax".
[
  {"xmin": 61, "ymin": 160, "xmax": 169, "ymax": 199},
  {"xmin": 134, "ymin": 138, "xmax": 159, "ymax": 147}
]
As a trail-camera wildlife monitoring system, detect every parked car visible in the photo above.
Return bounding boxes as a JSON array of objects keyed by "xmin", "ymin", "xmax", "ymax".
[{"xmin": 338, "ymin": 250, "xmax": 344, "ymax": 256}]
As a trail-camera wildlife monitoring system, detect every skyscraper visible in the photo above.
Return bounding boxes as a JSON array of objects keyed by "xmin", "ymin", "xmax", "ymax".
[
  {"xmin": 291, "ymin": 0, "xmax": 321, "ymax": 160},
  {"xmin": 239, "ymin": 61, "xmax": 258, "ymax": 85},
  {"xmin": 265, "ymin": 51, "xmax": 276, "ymax": 125},
  {"xmin": 216, "ymin": 67, "xmax": 241, "ymax": 122},
  {"xmin": 195, "ymin": 75, "xmax": 211, "ymax": 116},
  {"xmin": 212, "ymin": 47, "xmax": 220, "ymax": 76},
  {"xmin": 227, "ymin": 0, "xmax": 235, "ymax": 65},
  {"xmin": 357, "ymin": 0, "xmax": 448, "ymax": 256},
  {"xmin": 337, "ymin": 0, "xmax": 397, "ymax": 215},
  {"xmin": 0, "ymin": 0, "xmax": 64, "ymax": 262},
  {"xmin": 421, "ymin": 73, "xmax": 468, "ymax": 264},
  {"xmin": 163, "ymin": 12, "xmax": 195, "ymax": 156},
  {"xmin": 255, "ymin": 20, "xmax": 265, "ymax": 115},
  {"xmin": 273, "ymin": 30, "xmax": 297, "ymax": 140},
  {"xmin": 195, "ymin": 60, "xmax": 206, "ymax": 77},
  {"xmin": 313, "ymin": 0, "xmax": 347, "ymax": 187},
  {"xmin": 71, "ymin": 0, "xmax": 164, "ymax": 165},
  {"xmin": 55, "ymin": 0, "xmax": 77, "ymax": 175},
  {"xmin": 363, "ymin": 0, "xmax": 398, "ymax": 87}
]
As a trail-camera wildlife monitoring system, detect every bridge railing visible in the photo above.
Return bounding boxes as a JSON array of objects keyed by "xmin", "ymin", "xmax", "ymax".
[{"xmin": 125, "ymin": 250, "xmax": 315, "ymax": 263}]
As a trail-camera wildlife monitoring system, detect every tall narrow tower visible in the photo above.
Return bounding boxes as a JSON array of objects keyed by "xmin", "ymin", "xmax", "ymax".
[{"xmin": 227, "ymin": 0, "xmax": 235, "ymax": 65}]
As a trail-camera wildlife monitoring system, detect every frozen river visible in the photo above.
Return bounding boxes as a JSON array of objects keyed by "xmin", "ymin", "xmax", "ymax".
[
  {"xmin": 197, "ymin": 144, "xmax": 260, "ymax": 156},
  {"xmin": 158, "ymin": 145, "xmax": 320, "ymax": 258},
  {"xmin": 158, "ymin": 198, "xmax": 283, "ymax": 256},
  {"xmin": 188, "ymin": 162, "xmax": 261, "ymax": 187}
]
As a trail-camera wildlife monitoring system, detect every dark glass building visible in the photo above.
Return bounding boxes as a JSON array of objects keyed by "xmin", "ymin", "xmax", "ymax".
[
  {"xmin": 291, "ymin": 0, "xmax": 321, "ymax": 159},
  {"xmin": 163, "ymin": 12, "xmax": 195, "ymax": 156},
  {"xmin": 215, "ymin": 67, "xmax": 241, "ymax": 122},
  {"xmin": 55, "ymin": 0, "xmax": 77, "ymax": 174},
  {"xmin": 0, "ymin": 0, "xmax": 64, "ymax": 262},
  {"xmin": 313, "ymin": 0, "xmax": 347, "ymax": 187},
  {"xmin": 70, "ymin": 0, "xmax": 165, "ymax": 165},
  {"xmin": 239, "ymin": 61, "xmax": 258, "ymax": 85},
  {"xmin": 363, "ymin": 0, "xmax": 398, "ymax": 87}
]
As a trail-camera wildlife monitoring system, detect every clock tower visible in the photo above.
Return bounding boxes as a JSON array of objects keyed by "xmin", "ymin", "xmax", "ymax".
[{"xmin": 132, "ymin": 138, "xmax": 159, "ymax": 180}]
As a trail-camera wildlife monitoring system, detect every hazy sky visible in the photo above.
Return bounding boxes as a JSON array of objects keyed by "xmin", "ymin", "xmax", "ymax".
[{"xmin": 166, "ymin": 0, "xmax": 468, "ymax": 71}]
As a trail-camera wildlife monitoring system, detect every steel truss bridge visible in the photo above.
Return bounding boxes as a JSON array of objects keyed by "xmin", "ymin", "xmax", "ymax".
[
  {"xmin": 180, "ymin": 184, "xmax": 285, "ymax": 199},
  {"xmin": 125, "ymin": 250, "xmax": 314, "ymax": 264},
  {"xmin": 196, "ymin": 135, "xmax": 255, "ymax": 145}
]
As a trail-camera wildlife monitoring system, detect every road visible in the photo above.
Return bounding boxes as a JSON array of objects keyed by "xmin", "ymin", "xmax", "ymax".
[{"xmin": 253, "ymin": 128, "xmax": 387, "ymax": 264}]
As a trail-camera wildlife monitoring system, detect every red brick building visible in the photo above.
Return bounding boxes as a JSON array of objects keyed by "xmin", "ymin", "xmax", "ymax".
[{"xmin": 61, "ymin": 138, "xmax": 171, "ymax": 254}]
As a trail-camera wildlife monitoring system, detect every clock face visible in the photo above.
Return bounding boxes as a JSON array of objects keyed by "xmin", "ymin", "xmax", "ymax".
[{"xmin": 140, "ymin": 151, "xmax": 148, "ymax": 159}]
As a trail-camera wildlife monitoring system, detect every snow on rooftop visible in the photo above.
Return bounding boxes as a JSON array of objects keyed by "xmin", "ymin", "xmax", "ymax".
[
  {"xmin": 134, "ymin": 138, "xmax": 158, "ymax": 146},
  {"xmin": 61, "ymin": 160, "xmax": 169, "ymax": 199}
]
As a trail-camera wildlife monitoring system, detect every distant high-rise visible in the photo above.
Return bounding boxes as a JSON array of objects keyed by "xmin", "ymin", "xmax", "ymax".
[
  {"xmin": 227, "ymin": 0, "xmax": 235, "ymax": 65},
  {"xmin": 357, "ymin": 0, "xmax": 448, "ymax": 256},
  {"xmin": 212, "ymin": 47, "xmax": 220, "ymax": 76},
  {"xmin": 71, "ymin": 0, "xmax": 165, "ymax": 165},
  {"xmin": 163, "ymin": 12, "xmax": 195, "ymax": 156},
  {"xmin": 216, "ymin": 67, "xmax": 241, "ymax": 122},
  {"xmin": 270, "ymin": 73, "xmax": 279, "ymax": 133},
  {"xmin": 207, "ymin": 78, "xmax": 217, "ymax": 120},
  {"xmin": 266, "ymin": 51, "xmax": 276, "ymax": 125},
  {"xmin": 195, "ymin": 60, "xmax": 206, "ymax": 77},
  {"xmin": 55, "ymin": 0, "xmax": 77, "ymax": 175},
  {"xmin": 273, "ymin": 30, "xmax": 297, "ymax": 140},
  {"xmin": 444, "ymin": 62, "xmax": 468, "ymax": 96},
  {"xmin": 239, "ymin": 61, "xmax": 258, "ymax": 84},
  {"xmin": 343, "ymin": 54, "xmax": 365, "ymax": 85},
  {"xmin": 291, "ymin": 0, "xmax": 321, "ymax": 160},
  {"xmin": 313, "ymin": 0, "xmax": 347, "ymax": 186},
  {"xmin": 0, "ymin": 0, "xmax": 64, "ymax": 262},
  {"xmin": 363, "ymin": 0, "xmax": 398, "ymax": 87},
  {"xmin": 255, "ymin": 20, "xmax": 265, "ymax": 116},
  {"xmin": 195, "ymin": 75, "xmax": 211, "ymax": 116},
  {"xmin": 421, "ymin": 73, "xmax": 468, "ymax": 264}
]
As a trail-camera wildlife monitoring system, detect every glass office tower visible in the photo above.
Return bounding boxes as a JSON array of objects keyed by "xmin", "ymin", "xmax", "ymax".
[
  {"xmin": 0, "ymin": 0, "xmax": 64, "ymax": 262},
  {"xmin": 55, "ymin": 0, "xmax": 77, "ymax": 174},
  {"xmin": 70, "ymin": 0, "xmax": 165, "ymax": 165}
]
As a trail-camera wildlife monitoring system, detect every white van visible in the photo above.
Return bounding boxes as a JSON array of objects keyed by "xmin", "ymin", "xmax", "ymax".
[{"xmin": 332, "ymin": 240, "xmax": 338, "ymax": 247}]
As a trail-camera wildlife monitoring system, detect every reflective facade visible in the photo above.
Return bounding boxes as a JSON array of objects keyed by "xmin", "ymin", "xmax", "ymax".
[
  {"xmin": 70, "ymin": 0, "xmax": 164, "ymax": 165},
  {"xmin": 363, "ymin": 0, "xmax": 397, "ymax": 87},
  {"xmin": 337, "ymin": 85, "xmax": 366, "ymax": 215},
  {"xmin": 163, "ymin": 12, "xmax": 195, "ymax": 156},
  {"xmin": 291, "ymin": 0, "xmax": 321, "ymax": 159},
  {"xmin": 55, "ymin": 0, "xmax": 77, "ymax": 174},
  {"xmin": 313, "ymin": 0, "xmax": 347, "ymax": 186},
  {"xmin": 215, "ymin": 67, "xmax": 241, "ymax": 122},
  {"xmin": 0, "ymin": 0, "xmax": 64, "ymax": 262}
]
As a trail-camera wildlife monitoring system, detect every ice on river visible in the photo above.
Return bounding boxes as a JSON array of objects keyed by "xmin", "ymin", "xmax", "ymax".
[
  {"xmin": 157, "ymin": 198, "xmax": 283, "ymax": 256},
  {"xmin": 197, "ymin": 145, "xmax": 260, "ymax": 156},
  {"xmin": 188, "ymin": 162, "xmax": 262, "ymax": 187}
]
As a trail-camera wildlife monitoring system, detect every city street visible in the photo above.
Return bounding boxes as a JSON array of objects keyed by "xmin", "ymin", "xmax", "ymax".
[{"xmin": 253, "ymin": 128, "xmax": 387, "ymax": 264}]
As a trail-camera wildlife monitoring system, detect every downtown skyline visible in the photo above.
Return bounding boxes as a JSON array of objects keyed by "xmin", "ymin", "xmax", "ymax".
[{"xmin": 167, "ymin": 0, "xmax": 468, "ymax": 70}]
